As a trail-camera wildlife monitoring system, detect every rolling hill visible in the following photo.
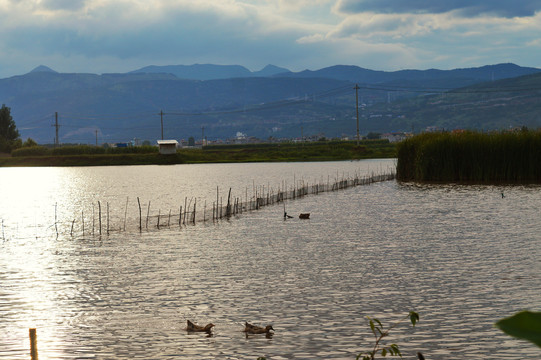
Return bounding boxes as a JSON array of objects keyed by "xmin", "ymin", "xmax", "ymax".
[
  {"xmin": 0, "ymin": 63, "xmax": 540, "ymax": 144},
  {"xmin": 364, "ymin": 71, "xmax": 541, "ymax": 133}
]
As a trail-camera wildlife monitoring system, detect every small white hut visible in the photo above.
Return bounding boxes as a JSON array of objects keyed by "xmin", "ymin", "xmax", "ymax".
[{"xmin": 157, "ymin": 140, "xmax": 178, "ymax": 155}]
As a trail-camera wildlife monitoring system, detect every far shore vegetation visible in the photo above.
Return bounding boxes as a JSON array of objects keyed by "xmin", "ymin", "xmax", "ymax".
[
  {"xmin": 397, "ymin": 129, "xmax": 541, "ymax": 183},
  {"xmin": 0, "ymin": 140, "xmax": 397, "ymax": 167}
]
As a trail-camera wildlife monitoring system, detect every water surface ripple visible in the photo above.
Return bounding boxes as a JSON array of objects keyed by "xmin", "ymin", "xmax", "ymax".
[{"xmin": 0, "ymin": 161, "xmax": 539, "ymax": 359}]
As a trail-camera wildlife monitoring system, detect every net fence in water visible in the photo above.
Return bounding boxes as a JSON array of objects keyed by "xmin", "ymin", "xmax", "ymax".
[{"xmin": 1, "ymin": 171, "xmax": 395, "ymax": 240}]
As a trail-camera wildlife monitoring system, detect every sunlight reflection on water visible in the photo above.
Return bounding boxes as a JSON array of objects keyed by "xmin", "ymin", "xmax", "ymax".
[{"xmin": 0, "ymin": 160, "xmax": 540, "ymax": 359}]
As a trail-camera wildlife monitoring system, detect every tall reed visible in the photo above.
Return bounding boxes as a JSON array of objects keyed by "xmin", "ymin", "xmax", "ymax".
[{"xmin": 397, "ymin": 130, "xmax": 541, "ymax": 183}]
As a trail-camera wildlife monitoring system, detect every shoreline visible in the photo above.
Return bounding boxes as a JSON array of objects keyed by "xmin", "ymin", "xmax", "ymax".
[{"xmin": 0, "ymin": 141, "xmax": 397, "ymax": 167}]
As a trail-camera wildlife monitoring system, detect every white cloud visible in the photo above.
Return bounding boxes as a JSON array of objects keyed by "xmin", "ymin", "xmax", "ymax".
[{"xmin": 0, "ymin": 0, "xmax": 540, "ymax": 77}]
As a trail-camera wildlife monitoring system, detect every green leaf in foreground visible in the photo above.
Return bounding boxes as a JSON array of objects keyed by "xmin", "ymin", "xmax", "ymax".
[
  {"xmin": 495, "ymin": 311, "xmax": 541, "ymax": 348},
  {"xmin": 409, "ymin": 311, "xmax": 419, "ymax": 327}
]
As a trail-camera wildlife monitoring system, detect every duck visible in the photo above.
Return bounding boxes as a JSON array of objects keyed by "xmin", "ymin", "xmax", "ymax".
[
  {"xmin": 185, "ymin": 320, "xmax": 215, "ymax": 332},
  {"xmin": 244, "ymin": 322, "xmax": 274, "ymax": 334}
]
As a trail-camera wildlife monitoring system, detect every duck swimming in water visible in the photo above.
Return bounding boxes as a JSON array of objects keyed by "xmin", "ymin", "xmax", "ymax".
[
  {"xmin": 185, "ymin": 320, "xmax": 215, "ymax": 332},
  {"xmin": 244, "ymin": 322, "xmax": 274, "ymax": 334}
]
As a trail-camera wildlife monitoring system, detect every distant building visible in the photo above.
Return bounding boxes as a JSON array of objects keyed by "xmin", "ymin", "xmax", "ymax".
[
  {"xmin": 425, "ymin": 126, "xmax": 439, "ymax": 132},
  {"xmin": 157, "ymin": 140, "xmax": 178, "ymax": 155},
  {"xmin": 381, "ymin": 132, "xmax": 408, "ymax": 143}
]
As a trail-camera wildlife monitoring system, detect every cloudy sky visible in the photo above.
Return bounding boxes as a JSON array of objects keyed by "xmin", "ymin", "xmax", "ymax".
[{"xmin": 1, "ymin": 0, "xmax": 541, "ymax": 77}]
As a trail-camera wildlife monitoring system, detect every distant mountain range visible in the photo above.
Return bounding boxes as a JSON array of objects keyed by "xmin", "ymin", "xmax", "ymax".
[
  {"xmin": 1, "ymin": 63, "xmax": 540, "ymax": 144},
  {"xmin": 129, "ymin": 64, "xmax": 291, "ymax": 80}
]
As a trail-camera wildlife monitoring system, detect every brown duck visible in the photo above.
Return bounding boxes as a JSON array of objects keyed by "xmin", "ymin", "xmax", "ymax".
[
  {"xmin": 244, "ymin": 322, "xmax": 274, "ymax": 334},
  {"xmin": 185, "ymin": 320, "xmax": 215, "ymax": 332}
]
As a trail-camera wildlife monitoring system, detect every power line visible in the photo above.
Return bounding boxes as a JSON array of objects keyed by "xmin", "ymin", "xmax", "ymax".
[
  {"xmin": 162, "ymin": 85, "xmax": 353, "ymax": 116},
  {"xmin": 353, "ymin": 83, "xmax": 541, "ymax": 94},
  {"xmin": 59, "ymin": 111, "xmax": 157, "ymax": 120}
]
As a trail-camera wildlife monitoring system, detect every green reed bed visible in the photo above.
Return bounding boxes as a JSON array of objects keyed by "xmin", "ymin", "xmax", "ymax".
[{"xmin": 397, "ymin": 130, "xmax": 541, "ymax": 183}]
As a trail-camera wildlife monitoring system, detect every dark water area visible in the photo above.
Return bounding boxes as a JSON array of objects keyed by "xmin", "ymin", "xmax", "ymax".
[{"xmin": 0, "ymin": 161, "xmax": 540, "ymax": 359}]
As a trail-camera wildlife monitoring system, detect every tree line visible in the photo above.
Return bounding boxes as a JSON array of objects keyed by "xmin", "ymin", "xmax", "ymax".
[{"xmin": 0, "ymin": 104, "xmax": 38, "ymax": 153}]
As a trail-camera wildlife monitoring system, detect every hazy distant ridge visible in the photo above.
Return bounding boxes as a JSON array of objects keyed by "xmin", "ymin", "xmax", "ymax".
[
  {"xmin": 129, "ymin": 64, "xmax": 291, "ymax": 80},
  {"xmin": 280, "ymin": 63, "xmax": 540, "ymax": 84},
  {"xmin": 30, "ymin": 62, "xmax": 540, "ymax": 84}
]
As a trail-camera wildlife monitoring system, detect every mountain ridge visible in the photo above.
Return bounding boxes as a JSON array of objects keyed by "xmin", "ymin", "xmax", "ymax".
[
  {"xmin": 2, "ymin": 62, "xmax": 541, "ymax": 144},
  {"xmin": 20, "ymin": 62, "xmax": 541, "ymax": 84}
]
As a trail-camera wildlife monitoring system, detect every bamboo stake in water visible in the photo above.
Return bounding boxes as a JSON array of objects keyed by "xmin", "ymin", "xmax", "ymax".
[
  {"xmin": 124, "ymin": 197, "xmax": 129, "ymax": 231},
  {"xmin": 179, "ymin": 206, "xmax": 182, "ymax": 227},
  {"xmin": 98, "ymin": 201, "xmax": 102, "ymax": 236},
  {"xmin": 29, "ymin": 328, "xmax": 38, "ymax": 360},
  {"xmin": 107, "ymin": 202, "xmax": 110, "ymax": 235},
  {"xmin": 226, "ymin": 188, "xmax": 232, "ymax": 217},
  {"xmin": 92, "ymin": 204, "xmax": 95, "ymax": 236},
  {"xmin": 183, "ymin": 197, "xmax": 188, "ymax": 225},
  {"xmin": 193, "ymin": 198, "xmax": 196, "ymax": 224},
  {"xmin": 82, "ymin": 210, "xmax": 85, "ymax": 237},
  {"xmin": 146, "ymin": 201, "xmax": 151, "ymax": 229},
  {"xmin": 137, "ymin": 197, "xmax": 142, "ymax": 232}
]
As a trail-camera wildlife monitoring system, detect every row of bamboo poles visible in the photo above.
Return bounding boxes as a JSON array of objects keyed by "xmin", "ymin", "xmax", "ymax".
[{"xmin": 1, "ymin": 171, "xmax": 395, "ymax": 241}]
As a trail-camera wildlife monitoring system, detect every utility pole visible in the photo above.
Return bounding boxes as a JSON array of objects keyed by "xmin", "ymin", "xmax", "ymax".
[
  {"xmin": 160, "ymin": 110, "xmax": 164, "ymax": 140},
  {"xmin": 354, "ymin": 84, "xmax": 360, "ymax": 146},
  {"xmin": 53, "ymin": 112, "xmax": 60, "ymax": 147},
  {"xmin": 95, "ymin": 129, "xmax": 98, "ymax": 146}
]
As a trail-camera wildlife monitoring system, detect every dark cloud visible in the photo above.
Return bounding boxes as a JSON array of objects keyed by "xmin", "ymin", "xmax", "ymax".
[{"xmin": 336, "ymin": 0, "xmax": 541, "ymax": 17}]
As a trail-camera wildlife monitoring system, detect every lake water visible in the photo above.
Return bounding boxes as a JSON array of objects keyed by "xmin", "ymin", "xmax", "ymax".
[{"xmin": 0, "ymin": 160, "xmax": 539, "ymax": 359}]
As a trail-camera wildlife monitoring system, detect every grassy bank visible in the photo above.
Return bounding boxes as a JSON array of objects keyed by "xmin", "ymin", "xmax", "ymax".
[
  {"xmin": 0, "ymin": 153, "xmax": 186, "ymax": 167},
  {"xmin": 0, "ymin": 140, "xmax": 396, "ymax": 167},
  {"xmin": 182, "ymin": 140, "xmax": 395, "ymax": 163},
  {"xmin": 397, "ymin": 130, "xmax": 541, "ymax": 183}
]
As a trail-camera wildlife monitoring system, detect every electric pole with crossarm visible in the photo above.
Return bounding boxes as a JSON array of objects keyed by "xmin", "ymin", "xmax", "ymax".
[{"xmin": 354, "ymin": 84, "xmax": 360, "ymax": 145}]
